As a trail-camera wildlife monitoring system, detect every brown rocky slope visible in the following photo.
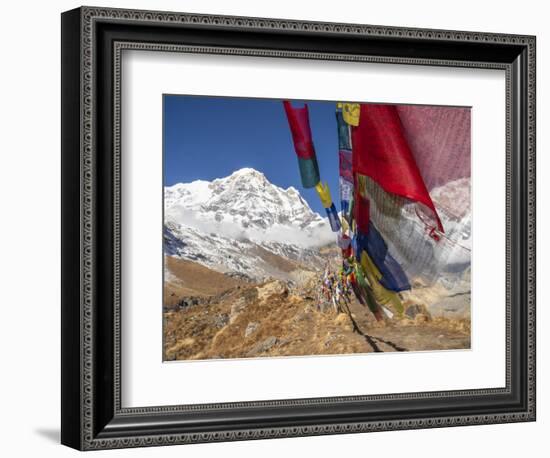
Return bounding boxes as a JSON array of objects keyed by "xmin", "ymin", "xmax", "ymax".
[{"xmin": 163, "ymin": 260, "xmax": 470, "ymax": 361}]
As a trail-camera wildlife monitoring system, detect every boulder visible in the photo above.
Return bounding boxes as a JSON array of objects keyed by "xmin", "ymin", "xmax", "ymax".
[
  {"xmin": 244, "ymin": 322, "xmax": 259, "ymax": 337},
  {"xmin": 405, "ymin": 303, "xmax": 431, "ymax": 320},
  {"xmin": 213, "ymin": 314, "xmax": 229, "ymax": 329},
  {"xmin": 256, "ymin": 281, "xmax": 288, "ymax": 303},
  {"xmin": 247, "ymin": 336, "xmax": 279, "ymax": 356}
]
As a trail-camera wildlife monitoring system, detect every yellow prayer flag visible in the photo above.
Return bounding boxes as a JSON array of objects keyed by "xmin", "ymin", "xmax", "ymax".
[
  {"xmin": 341, "ymin": 217, "xmax": 349, "ymax": 232},
  {"xmin": 361, "ymin": 250, "xmax": 382, "ymax": 281},
  {"xmin": 315, "ymin": 181, "xmax": 333, "ymax": 208},
  {"xmin": 360, "ymin": 251, "xmax": 404, "ymax": 314},
  {"xmin": 337, "ymin": 102, "xmax": 361, "ymax": 126}
]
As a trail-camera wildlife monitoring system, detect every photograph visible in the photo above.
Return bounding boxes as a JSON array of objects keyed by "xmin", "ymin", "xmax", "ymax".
[
  {"xmin": 162, "ymin": 95, "xmax": 472, "ymax": 361},
  {"xmin": 51, "ymin": 2, "xmax": 537, "ymax": 453}
]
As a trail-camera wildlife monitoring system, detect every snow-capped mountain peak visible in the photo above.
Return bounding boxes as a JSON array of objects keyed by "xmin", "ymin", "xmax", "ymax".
[
  {"xmin": 164, "ymin": 168, "xmax": 332, "ymax": 249},
  {"xmin": 164, "ymin": 168, "xmax": 334, "ymax": 281}
]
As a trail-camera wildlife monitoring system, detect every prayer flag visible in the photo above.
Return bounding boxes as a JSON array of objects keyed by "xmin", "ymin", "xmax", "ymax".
[
  {"xmin": 283, "ymin": 100, "xmax": 320, "ymax": 188},
  {"xmin": 336, "ymin": 110, "xmax": 352, "ymax": 150},
  {"xmin": 337, "ymin": 102, "xmax": 361, "ymax": 126},
  {"xmin": 351, "ymin": 104, "xmax": 443, "ymax": 232},
  {"xmin": 315, "ymin": 182, "xmax": 333, "ymax": 209},
  {"xmin": 325, "ymin": 203, "xmax": 341, "ymax": 232}
]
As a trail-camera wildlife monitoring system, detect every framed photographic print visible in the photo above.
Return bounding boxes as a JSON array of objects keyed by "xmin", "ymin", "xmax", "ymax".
[{"xmin": 61, "ymin": 6, "xmax": 536, "ymax": 451}]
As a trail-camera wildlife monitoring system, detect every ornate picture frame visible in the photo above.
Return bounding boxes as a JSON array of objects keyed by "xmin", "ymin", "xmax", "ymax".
[{"xmin": 61, "ymin": 6, "xmax": 536, "ymax": 450}]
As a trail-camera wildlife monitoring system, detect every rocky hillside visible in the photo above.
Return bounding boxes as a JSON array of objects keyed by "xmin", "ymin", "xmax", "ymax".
[{"xmin": 164, "ymin": 277, "xmax": 470, "ymax": 361}]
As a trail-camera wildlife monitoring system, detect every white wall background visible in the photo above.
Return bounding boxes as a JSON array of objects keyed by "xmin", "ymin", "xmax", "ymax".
[{"xmin": 0, "ymin": 0, "xmax": 545, "ymax": 456}]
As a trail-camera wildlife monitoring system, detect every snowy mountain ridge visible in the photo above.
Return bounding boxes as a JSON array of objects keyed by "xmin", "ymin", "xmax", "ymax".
[
  {"xmin": 164, "ymin": 168, "xmax": 334, "ymax": 281},
  {"xmin": 165, "ymin": 168, "xmax": 334, "ymax": 250}
]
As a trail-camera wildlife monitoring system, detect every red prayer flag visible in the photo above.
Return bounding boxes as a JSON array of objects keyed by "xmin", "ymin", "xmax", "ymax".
[
  {"xmin": 354, "ymin": 188, "xmax": 370, "ymax": 233},
  {"xmin": 283, "ymin": 101, "xmax": 316, "ymax": 160},
  {"xmin": 351, "ymin": 104, "xmax": 443, "ymax": 232},
  {"xmin": 342, "ymin": 246, "xmax": 352, "ymax": 259},
  {"xmin": 338, "ymin": 150, "xmax": 353, "ymax": 183}
]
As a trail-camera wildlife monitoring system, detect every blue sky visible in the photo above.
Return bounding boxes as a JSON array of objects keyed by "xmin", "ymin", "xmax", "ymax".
[{"xmin": 163, "ymin": 95, "xmax": 340, "ymax": 215}]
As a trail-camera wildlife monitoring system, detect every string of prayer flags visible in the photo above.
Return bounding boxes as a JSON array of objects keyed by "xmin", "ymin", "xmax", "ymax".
[{"xmin": 339, "ymin": 150, "xmax": 353, "ymax": 215}]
